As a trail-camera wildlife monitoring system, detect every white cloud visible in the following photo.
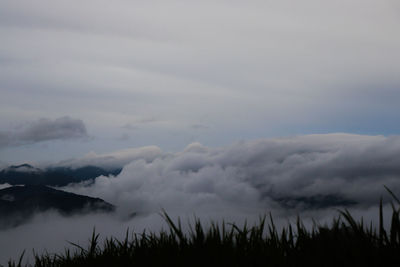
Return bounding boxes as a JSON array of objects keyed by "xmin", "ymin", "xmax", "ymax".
[
  {"xmin": 2, "ymin": 134, "xmax": 400, "ymax": 264},
  {"xmin": 64, "ymin": 134, "xmax": 400, "ymax": 217}
]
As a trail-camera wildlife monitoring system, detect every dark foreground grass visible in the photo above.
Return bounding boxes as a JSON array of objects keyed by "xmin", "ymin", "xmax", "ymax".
[{"xmin": 7, "ymin": 188, "xmax": 400, "ymax": 267}]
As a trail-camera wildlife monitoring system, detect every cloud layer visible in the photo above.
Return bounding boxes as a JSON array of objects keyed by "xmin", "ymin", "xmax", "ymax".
[
  {"xmin": 2, "ymin": 134, "xmax": 400, "ymax": 264},
  {"xmin": 0, "ymin": 117, "xmax": 88, "ymax": 148},
  {"xmin": 65, "ymin": 134, "xmax": 400, "ymax": 218}
]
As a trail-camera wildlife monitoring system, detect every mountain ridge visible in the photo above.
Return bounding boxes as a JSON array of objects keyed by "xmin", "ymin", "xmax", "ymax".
[
  {"xmin": 0, "ymin": 164, "xmax": 122, "ymax": 186},
  {"xmin": 0, "ymin": 185, "xmax": 115, "ymax": 229}
]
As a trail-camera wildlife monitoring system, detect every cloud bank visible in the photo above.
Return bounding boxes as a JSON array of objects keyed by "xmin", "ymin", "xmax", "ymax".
[
  {"xmin": 65, "ymin": 133, "xmax": 400, "ymax": 218},
  {"xmin": 2, "ymin": 134, "xmax": 400, "ymax": 264},
  {"xmin": 0, "ymin": 117, "xmax": 88, "ymax": 148}
]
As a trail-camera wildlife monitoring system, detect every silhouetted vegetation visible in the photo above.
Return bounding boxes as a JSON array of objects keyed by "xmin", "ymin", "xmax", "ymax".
[{"xmin": 6, "ymin": 187, "xmax": 400, "ymax": 266}]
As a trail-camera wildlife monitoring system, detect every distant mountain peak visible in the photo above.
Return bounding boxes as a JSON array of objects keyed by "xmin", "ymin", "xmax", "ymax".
[
  {"xmin": 9, "ymin": 163, "xmax": 34, "ymax": 169},
  {"xmin": 6, "ymin": 164, "xmax": 42, "ymax": 173}
]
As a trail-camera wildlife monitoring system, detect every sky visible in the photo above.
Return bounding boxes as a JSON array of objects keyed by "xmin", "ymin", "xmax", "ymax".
[{"xmin": 1, "ymin": 0, "xmax": 400, "ymax": 164}]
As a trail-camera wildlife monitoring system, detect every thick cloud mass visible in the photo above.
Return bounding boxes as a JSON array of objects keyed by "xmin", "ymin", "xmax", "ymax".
[
  {"xmin": 0, "ymin": 117, "xmax": 88, "ymax": 148},
  {"xmin": 65, "ymin": 134, "xmax": 400, "ymax": 217},
  {"xmin": 2, "ymin": 134, "xmax": 400, "ymax": 264}
]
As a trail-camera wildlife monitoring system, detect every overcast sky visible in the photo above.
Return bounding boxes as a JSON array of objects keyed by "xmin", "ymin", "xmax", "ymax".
[{"xmin": 1, "ymin": 0, "xmax": 400, "ymax": 163}]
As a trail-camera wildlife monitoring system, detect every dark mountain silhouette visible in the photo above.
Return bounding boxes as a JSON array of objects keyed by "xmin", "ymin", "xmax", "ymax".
[
  {"xmin": 7, "ymin": 164, "xmax": 40, "ymax": 171},
  {"xmin": 0, "ymin": 185, "xmax": 115, "ymax": 229},
  {"xmin": 0, "ymin": 164, "xmax": 122, "ymax": 186}
]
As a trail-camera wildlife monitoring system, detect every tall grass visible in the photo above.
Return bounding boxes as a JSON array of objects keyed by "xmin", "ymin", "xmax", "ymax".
[{"xmin": 7, "ymin": 189, "xmax": 400, "ymax": 266}]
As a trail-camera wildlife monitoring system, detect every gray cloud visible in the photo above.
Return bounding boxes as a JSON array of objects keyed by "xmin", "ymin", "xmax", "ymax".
[
  {"xmin": 63, "ymin": 134, "xmax": 400, "ymax": 218},
  {"xmin": 0, "ymin": 117, "xmax": 88, "ymax": 148}
]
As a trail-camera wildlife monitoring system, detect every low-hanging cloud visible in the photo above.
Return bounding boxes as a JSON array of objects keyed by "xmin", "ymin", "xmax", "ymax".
[
  {"xmin": 64, "ymin": 134, "xmax": 400, "ymax": 218},
  {"xmin": 2, "ymin": 134, "xmax": 400, "ymax": 264},
  {"xmin": 0, "ymin": 117, "xmax": 89, "ymax": 148},
  {"xmin": 52, "ymin": 146, "xmax": 162, "ymax": 170}
]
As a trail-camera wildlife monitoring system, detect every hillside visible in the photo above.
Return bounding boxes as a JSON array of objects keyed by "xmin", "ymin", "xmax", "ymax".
[
  {"xmin": 0, "ymin": 164, "xmax": 121, "ymax": 186},
  {"xmin": 0, "ymin": 185, "xmax": 115, "ymax": 229}
]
